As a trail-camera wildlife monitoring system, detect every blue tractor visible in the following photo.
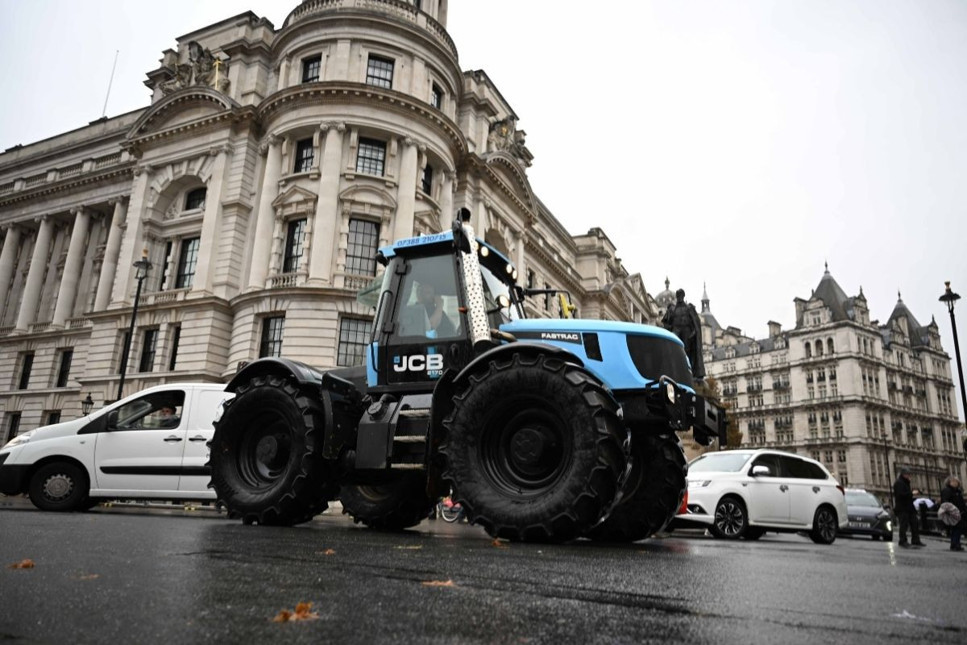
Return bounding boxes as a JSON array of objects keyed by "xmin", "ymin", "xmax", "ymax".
[{"xmin": 209, "ymin": 210, "xmax": 726, "ymax": 542}]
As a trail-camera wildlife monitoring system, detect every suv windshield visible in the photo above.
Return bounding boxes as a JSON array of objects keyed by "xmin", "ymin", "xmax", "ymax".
[
  {"xmin": 845, "ymin": 491, "xmax": 883, "ymax": 508},
  {"xmin": 689, "ymin": 452, "xmax": 752, "ymax": 473}
]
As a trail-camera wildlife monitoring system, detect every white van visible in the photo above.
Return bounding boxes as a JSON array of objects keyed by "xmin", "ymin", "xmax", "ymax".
[{"xmin": 0, "ymin": 383, "xmax": 232, "ymax": 511}]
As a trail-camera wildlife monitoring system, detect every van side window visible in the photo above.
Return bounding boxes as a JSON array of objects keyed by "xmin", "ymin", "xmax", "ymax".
[{"xmin": 115, "ymin": 391, "xmax": 186, "ymax": 430}]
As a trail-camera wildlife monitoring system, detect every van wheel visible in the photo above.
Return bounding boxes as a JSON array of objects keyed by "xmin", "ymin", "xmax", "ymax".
[
  {"xmin": 710, "ymin": 496, "xmax": 747, "ymax": 539},
  {"xmin": 441, "ymin": 354, "xmax": 625, "ymax": 543},
  {"xmin": 586, "ymin": 434, "xmax": 685, "ymax": 542},
  {"xmin": 209, "ymin": 375, "xmax": 337, "ymax": 526},
  {"xmin": 810, "ymin": 505, "xmax": 838, "ymax": 544},
  {"xmin": 28, "ymin": 462, "xmax": 90, "ymax": 512},
  {"xmin": 339, "ymin": 474, "xmax": 434, "ymax": 530}
]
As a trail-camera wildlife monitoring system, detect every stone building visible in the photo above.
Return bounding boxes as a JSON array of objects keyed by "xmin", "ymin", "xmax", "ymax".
[
  {"xmin": 701, "ymin": 266, "xmax": 965, "ymax": 500},
  {"xmin": 0, "ymin": 0, "xmax": 658, "ymax": 441}
]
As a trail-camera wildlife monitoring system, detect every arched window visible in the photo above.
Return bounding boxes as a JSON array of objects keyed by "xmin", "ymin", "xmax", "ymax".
[
  {"xmin": 816, "ymin": 341, "xmax": 824, "ymax": 357},
  {"xmin": 185, "ymin": 187, "xmax": 207, "ymax": 211},
  {"xmin": 805, "ymin": 343, "xmax": 812, "ymax": 358},
  {"xmin": 827, "ymin": 338, "xmax": 835, "ymax": 354}
]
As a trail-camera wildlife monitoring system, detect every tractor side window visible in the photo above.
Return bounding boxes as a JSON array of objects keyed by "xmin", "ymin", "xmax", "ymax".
[{"xmin": 395, "ymin": 255, "xmax": 460, "ymax": 340}]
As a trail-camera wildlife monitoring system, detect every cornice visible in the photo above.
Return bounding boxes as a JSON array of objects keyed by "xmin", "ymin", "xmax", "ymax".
[{"xmin": 0, "ymin": 165, "xmax": 135, "ymax": 208}]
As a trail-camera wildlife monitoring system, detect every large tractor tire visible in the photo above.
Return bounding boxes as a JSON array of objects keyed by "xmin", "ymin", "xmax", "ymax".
[
  {"xmin": 339, "ymin": 473, "xmax": 435, "ymax": 531},
  {"xmin": 440, "ymin": 353, "xmax": 625, "ymax": 543},
  {"xmin": 208, "ymin": 375, "xmax": 336, "ymax": 526},
  {"xmin": 586, "ymin": 434, "xmax": 686, "ymax": 543}
]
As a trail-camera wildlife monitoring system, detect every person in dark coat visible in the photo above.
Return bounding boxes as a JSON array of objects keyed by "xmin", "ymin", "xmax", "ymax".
[
  {"xmin": 893, "ymin": 468, "xmax": 925, "ymax": 547},
  {"xmin": 940, "ymin": 476, "xmax": 966, "ymax": 552}
]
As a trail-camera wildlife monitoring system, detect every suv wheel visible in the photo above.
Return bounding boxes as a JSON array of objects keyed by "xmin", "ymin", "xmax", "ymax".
[
  {"xmin": 809, "ymin": 505, "xmax": 838, "ymax": 545},
  {"xmin": 711, "ymin": 496, "xmax": 747, "ymax": 539}
]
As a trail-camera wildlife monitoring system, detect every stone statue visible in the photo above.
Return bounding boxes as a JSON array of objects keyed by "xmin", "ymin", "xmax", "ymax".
[
  {"xmin": 661, "ymin": 289, "xmax": 705, "ymax": 379},
  {"xmin": 487, "ymin": 117, "xmax": 526, "ymax": 156},
  {"xmin": 160, "ymin": 41, "xmax": 230, "ymax": 95}
]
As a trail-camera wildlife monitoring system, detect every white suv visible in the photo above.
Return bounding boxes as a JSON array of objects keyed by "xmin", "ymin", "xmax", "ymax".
[{"xmin": 674, "ymin": 449, "xmax": 848, "ymax": 544}]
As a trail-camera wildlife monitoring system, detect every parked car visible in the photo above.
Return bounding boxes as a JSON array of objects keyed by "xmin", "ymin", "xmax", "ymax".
[
  {"xmin": 673, "ymin": 449, "xmax": 848, "ymax": 544},
  {"xmin": 0, "ymin": 383, "xmax": 232, "ymax": 511},
  {"xmin": 839, "ymin": 489, "xmax": 893, "ymax": 541}
]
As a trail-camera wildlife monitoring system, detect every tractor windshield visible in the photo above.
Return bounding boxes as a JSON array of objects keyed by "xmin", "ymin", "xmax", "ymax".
[{"xmin": 480, "ymin": 262, "xmax": 522, "ymax": 325}]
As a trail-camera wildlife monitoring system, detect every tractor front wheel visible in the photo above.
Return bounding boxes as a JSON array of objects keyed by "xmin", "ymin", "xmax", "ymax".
[
  {"xmin": 441, "ymin": 353, "xmax": 625, "ymax": 542},
  {"xmin": 586, "ymin": 434, "xmax": 686, "ymax": 543}
]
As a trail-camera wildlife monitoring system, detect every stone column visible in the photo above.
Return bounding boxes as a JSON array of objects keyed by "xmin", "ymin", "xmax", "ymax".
[
  {"xmin": 192, "ymin": 145, "xmax": 230, "ymax": 295},
  {"xmin": 392, "ymin": 137, "xmax": 419, "ymax": 241},
  {"xmin": 52, "ymin": 207, "xmax": 92, "ymax": 327},
  {"xmin": 308, "ymin": 122, "xmax": 345, "ymax": 285},
  {"xmin": 248, "ymin": 136, "xmax": 283, "ymax": 290},
  {"xmin": 112, "ymin": 166, "xmax": 152, "ymax": 304},
  {"xmin": 95, "ymin": 198, "xmax": 128, "ymax": 311},
  {"xmin": 0, "ymin": 225, "xmax": 22, "ymax": 310},
  {"xmin": 439, "ymin": 171, "xmax": 454, "ymax": 230},
  {"xmin": 15, "ymin": 216, "xmax": 55, "ymax": 331}
]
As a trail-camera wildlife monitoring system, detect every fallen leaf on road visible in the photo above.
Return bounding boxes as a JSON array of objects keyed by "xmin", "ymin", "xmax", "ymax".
[
  {"xmin": 78, "ymin": 574, "xmax": 100, "ymax": 581},
  {"xmin": 272, "ymin": 602, "xmax": 320, "ymax": 622},
  {"xmin": 421, "ymin": 579, "xmax": 455, "ymax": 587},
  {"xmin": 8, "ymin": 559, "xmax": 35, "ymax": 569},
  {"xmin": 491, "ymin": 538, "xmax": 509, "ymax": 549},
  {"xmin": 316, "ymin": 549, "xmax": 336, "ymax": 556}
]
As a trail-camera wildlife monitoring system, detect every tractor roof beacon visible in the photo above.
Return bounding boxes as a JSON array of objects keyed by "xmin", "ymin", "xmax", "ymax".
[{"xmin": 209, "ymin": 208, "xmax": 727, "ymax": 542}]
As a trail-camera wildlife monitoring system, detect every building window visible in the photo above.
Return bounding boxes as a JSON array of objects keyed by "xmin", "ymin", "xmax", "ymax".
[
  {"xmin": 283, "ymin": 218, "xmax": 307, "ymax": 273},
  {"xmin": 55, "ymin": 349, "xmax": 73, "ymax": 388},
  {"xmin": 356, "ymin": 138, "xmax": 386, "ymax": 176},
  {"xmin": 139, "ymin": 329, "xmax": 159, "ymax": 373},
  {"xmin": 46, "ymin": 411, "xmax": 61, "ymax": 425},
  {"xmin": 159, "ymin": 240, "xmax": 173, "ymax": 290},
  {"xmin": 294, "ymin": 138, "xmax": 314, "ymax": 173},
  {"xmin": 544, "ymin": 283, "xmax": 552, "ymax": 312},
  {"xmin": 168, "ymin": 325, "xmax": 181, "ymax": 371},
  {"xmin": 420, "ymin": 165, "xmax": 433, "ymax": 194},
  {"xmin": 430, "ymin": 83, "xmax": 442, "ymax": 109},
  {"xmin": 260, "ymin": 316, "xmax": 286, "ymax": 358},
  {"xmin": 302, "ymin": 55, "xmax": 321, "ymax": 83},
  {"xmin": 346, "ymin": 219, "xmax": 380, "ymax": 276},
  {"xmin": 366, "ymin": 54, "xmax": 394, "ymax": 89},
  {"xmin": 175, "ymin": 237, "xmax": 200, "ymax": 289},
  {"xmin": 337, "ymin": 318, "xmax": 373, "ymax": 367},
  {"xmin": 5, "ymin": 412, "xmax": 21, "ymax": 443},
  {"xmin": 17, "ymin": 352, "xmax": 34, "ymax": 390},
  {"xmin": 185, "ymin": 187, "xmax": 207, "ymax": 211}
]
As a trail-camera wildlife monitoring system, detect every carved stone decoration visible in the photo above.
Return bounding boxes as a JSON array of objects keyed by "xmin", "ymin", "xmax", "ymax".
[
  {"xmin": 487, "ymin": 117, "xmax": 528, "ymax": 159},
  {"xmin": 160, "ymin": 41, "xmax": 230, "ymax": 95}
]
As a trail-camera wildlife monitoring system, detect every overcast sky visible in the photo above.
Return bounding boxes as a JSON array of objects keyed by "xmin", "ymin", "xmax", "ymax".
[{"xmin": 1, "ymin": 0, "xmax": 966, "ymax": 410}]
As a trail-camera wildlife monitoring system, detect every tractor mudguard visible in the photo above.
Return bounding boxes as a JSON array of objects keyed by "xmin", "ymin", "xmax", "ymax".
[
  {"xmin": 451, "ymin": 341, "xmax": 584, "ymax": 389},
  {"xmin": 226, "ymin": 357, "xmax": 326, "ymax": 392}
]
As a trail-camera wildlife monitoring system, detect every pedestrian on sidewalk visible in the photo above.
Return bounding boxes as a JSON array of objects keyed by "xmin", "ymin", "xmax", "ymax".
[
  {"xmin": 894, "ymin": 468, "xmax": 925, "ymax": 547},
  {"xmin": 939, "ymin": 476, "xmax": 965, "ymax": 552}
]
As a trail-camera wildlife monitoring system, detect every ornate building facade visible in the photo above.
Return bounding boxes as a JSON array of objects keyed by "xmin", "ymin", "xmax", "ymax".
[
  {"xmin": 701, "ymin": 267, "xmax": 965, "ymax": 500},
  {"xmin": 0, "ymin": 0, "xmax": 657, "ymax": 441}
]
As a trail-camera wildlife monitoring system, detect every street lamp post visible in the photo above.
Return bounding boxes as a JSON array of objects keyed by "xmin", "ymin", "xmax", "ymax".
[
  {"xmin": 81, "ymin": 393, "xmax": 94, "ymax": 416},
  {"xmin": 939, "ymin": 281, "xmax": 967, "ymax": 461},
  {"xmin": 116, "ymin": 249, "xmax": 152, "ymax": 402}
]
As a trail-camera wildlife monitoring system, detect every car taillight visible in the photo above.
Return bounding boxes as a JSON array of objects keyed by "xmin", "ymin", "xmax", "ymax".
[
  {"xmin": 836, "ymin": 485, "xmax": 845, "ymax": 495},
  {"xmin": 678, "ymin": 491, "xmax": 689, "ymax": 515}
]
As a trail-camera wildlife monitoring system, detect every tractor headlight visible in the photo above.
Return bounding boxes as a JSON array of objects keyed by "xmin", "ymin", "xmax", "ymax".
[
  {"xmin": 479, "ymin": 246, "xmax": 490, "ymax": 258},
  {"xmin": 512, "ymin": 269, "xmax": 518, "ymax": 281},
  {"xmin": 505, "ymin": 263, "xmax": 514, "ymax": 275},
  {"xmin": 665, "ymin": 382, "xmax": 677, "ymax": 404}
]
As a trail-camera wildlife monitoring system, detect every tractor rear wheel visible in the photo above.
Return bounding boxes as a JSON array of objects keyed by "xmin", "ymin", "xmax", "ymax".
[
  {"xmin": 441, "ymin": 353, "xmax": 625, "ymax": 542},
  {"xmin": 208, "ymin": 375, "xmax": 336, "ymax": 526},
  {"xmin": 586, "ymin": 434, "xmax": 686, "ymax": 542},
  {"xmin": 339, "ymin": 473, "xmax": 434, "ymax": 531}
]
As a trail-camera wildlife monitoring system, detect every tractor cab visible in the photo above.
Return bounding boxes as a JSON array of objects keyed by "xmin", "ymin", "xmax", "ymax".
[{"xmin": 361, "ymin": 229, "xmax": 521, "ymax": 393}]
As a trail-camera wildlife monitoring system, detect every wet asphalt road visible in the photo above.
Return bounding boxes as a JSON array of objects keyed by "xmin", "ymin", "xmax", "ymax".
[{"xmin": 1, "ymin": 498, "xmax": 965, "ymax": 644}]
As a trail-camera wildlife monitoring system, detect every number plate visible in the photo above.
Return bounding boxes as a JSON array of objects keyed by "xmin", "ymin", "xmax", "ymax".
[{"xmin": 848, "ymin": 522, "xmax": 868, "ymax": 529}]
